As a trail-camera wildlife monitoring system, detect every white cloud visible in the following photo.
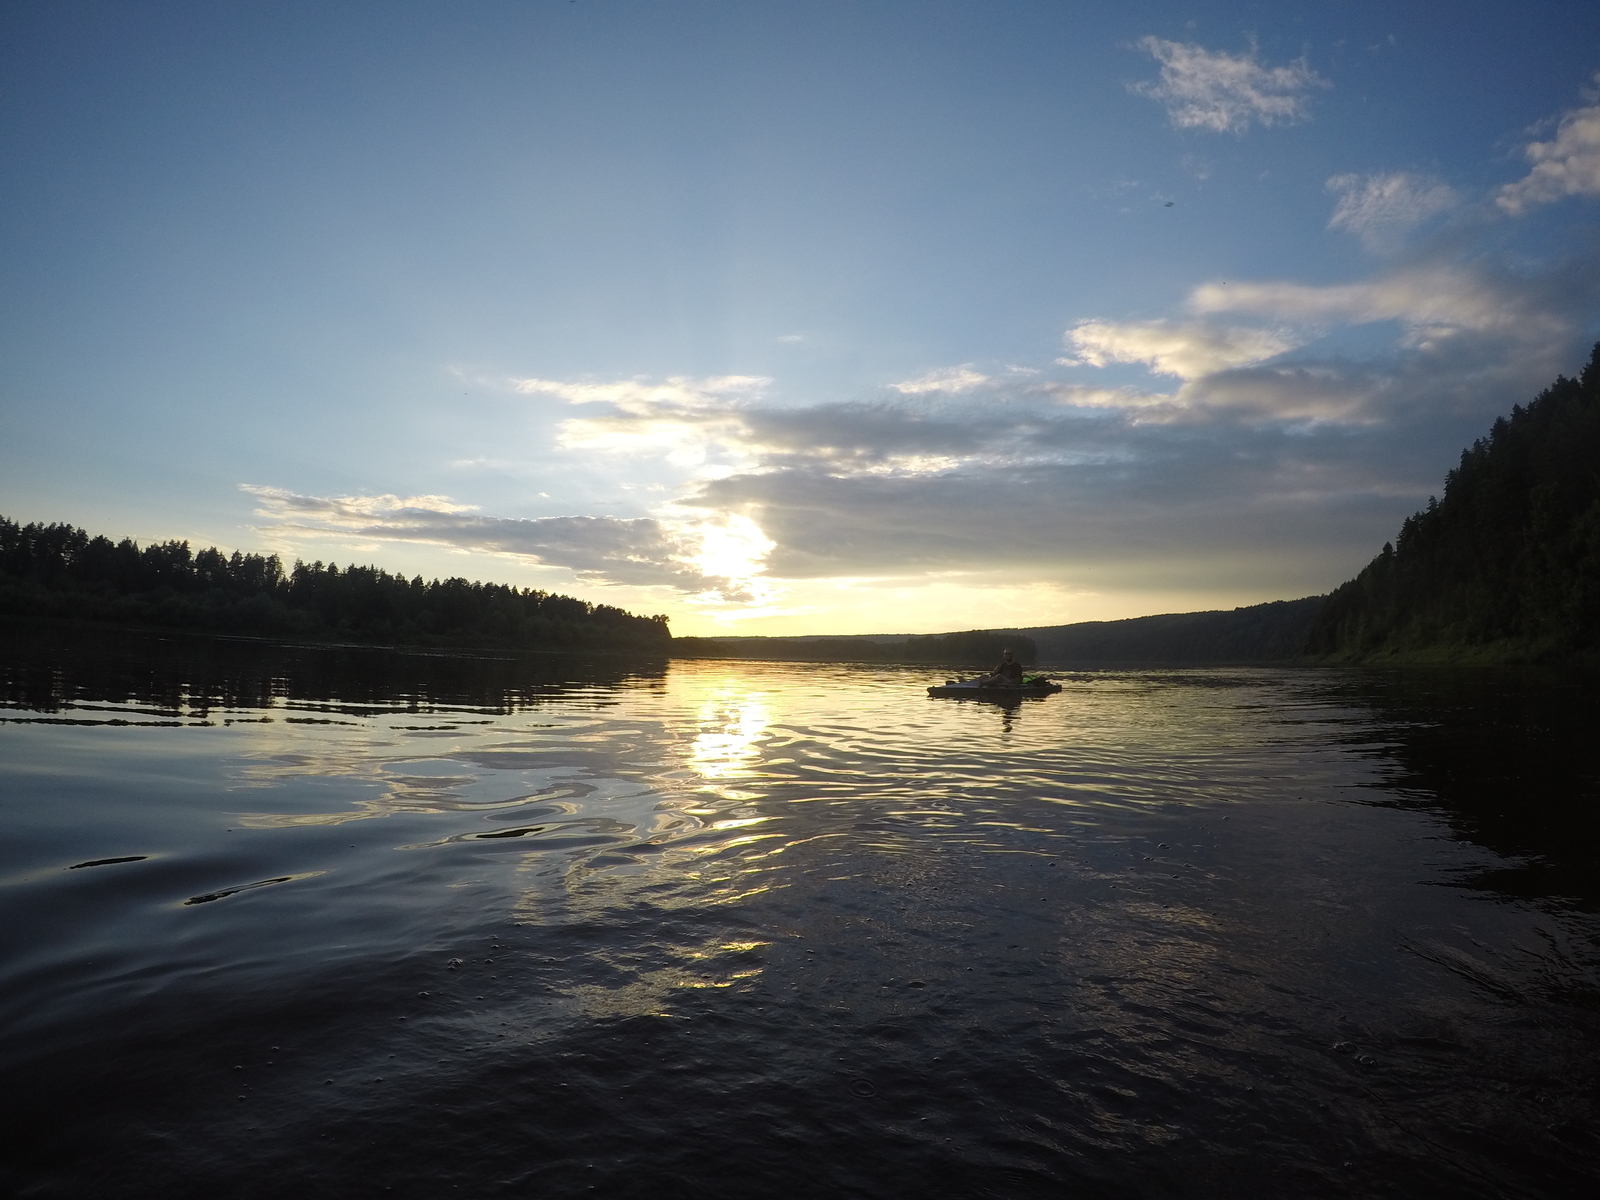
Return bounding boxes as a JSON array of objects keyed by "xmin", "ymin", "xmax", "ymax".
[
  {"xmin": 1497, "ymin": 99, "xmax": 1600, "ymax": 215},
  {"xmin": 1326, "ymin": 172, "xmax": 1458, "ymax": 250},
  {"xmin": 1132, "ymin": 37, "xmax": 1328, "ymax": 134},
  {"xmin": 889, "ymin": 365, "xmax": 991, "ymax": 394},
  {"xmin": 1064, "ymin": 318, "xmax": 1297, "ymax": 379}
]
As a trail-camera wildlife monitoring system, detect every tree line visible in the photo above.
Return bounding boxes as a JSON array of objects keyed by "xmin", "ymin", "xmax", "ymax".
[
  {"xmin": 1307, "ymin": 342, "xmax": 1600, "ymax": 662},
  {"xmin": 0, "ymin": 517, "xmax": 671, "ymax": 653},
  {"xmin": 672, "ymin": 629, "xmax": 1037, "ymax": 665},
  {"xmin": 1014, "ymin": 596, "xmax": 1325, "ymax": 666}
]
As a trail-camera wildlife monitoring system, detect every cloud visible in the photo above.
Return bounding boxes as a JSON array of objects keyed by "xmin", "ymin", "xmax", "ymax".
[
  {"xmin": 674, "ymin": 428, "xmax": 1426, "ymax": 592},
  {"xmin": 1064, "ymin": 318, "xmax": 1297, "ymax": 380},
  {"xmin": 290, "ymin": 237, "xmax": 1598, "ymax": 614},
  {"xmin": 318, "ymin": 220, "xmax": 1600, "ymax": 616},
  {"xmin": 1126, "ymin": 253, "xmax": 1600, "ymax": 424},
  {"xmin": 890, "ymin": 365, "xmax": 991, "ymax": 394},
  {"xmin": 523, "ymin": 369, "xmax": 1091, "ymax": 480},
  {"xmin": 1038, "ymin": 382, "xmax": 1174, "ymax": 411},
  {"xmin": 241, "ymin": 485, "xmax": 768, "ymax": 600},
  {"xmin": 502, "ymin": 245, "xmax": 1598, "ymax": 578},
  {"xmin": 1132, "ymin": 37, "xmax": 1328, "ymax": 134},
  {"xmin": 1497, "ymin": 97, "xmax": 1600, "ymax": 215},
  {"xmin": 514, "ymin": 374, "xmax": 769, "ymax": 474},
  {"xmin": 536, "ymin": 377, "xmax": 1173, "ymax": 480},
  {"xmin": 661, "ymin": 286, "xmax": 1592, "ymax": 587},
  {"xmin": 513, "ymin": 373, "xmax": 769, "ymax": 414},
  {"xmin": 1188, "ymin": 260, "xmax": 1583, "ymax": 351},
  {"xmin": 1173, "ymin": 363, "xmax": 1387, "ymax": 423},
  {"xmin": 1326, "ymin": 172, "xmax": 1458, "ymax": 250}
]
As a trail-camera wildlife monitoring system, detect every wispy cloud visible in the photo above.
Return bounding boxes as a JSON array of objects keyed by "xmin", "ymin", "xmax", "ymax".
[
  {"xmin": 890, "ymin": 365, "xmax": 991, "ymax": 394},
  {"xmin": 515, "ymin": 374, "xmax": 769, "ymax": 474},
  {"xmin": 1132, "ymin": 37, "xmax": 1328, "ymax": 134},
  {"xmin": 513, "ymin": 374, "xmax": 769, "ymax": 413},
  {"xmin": 1497, "ymin": 83, "xmax": 1600, "ymax": 215},
  {"xmin": 1063, "ymin": 318, "xmax": 1297, "ymax": 380},
  {"xmin": 1189, "ymin": 260, "xmax": 1582, "ymax": 350},
  {"xmin": 1326, "ymin": 172, "xmax": 1458, "ymax": 251},
  {"xmin": 522, "ymin": 369, "xmax": 1068, "ymax": 481}
]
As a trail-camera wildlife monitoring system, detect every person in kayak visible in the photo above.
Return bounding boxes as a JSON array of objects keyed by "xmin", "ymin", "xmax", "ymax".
[{"xmin": 975, "ymin": 649, "xmax": 1025, "ymax": 687}]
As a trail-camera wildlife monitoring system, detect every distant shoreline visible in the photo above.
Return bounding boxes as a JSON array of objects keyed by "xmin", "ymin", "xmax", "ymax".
[{"xmin": 10, "ymin": 613, "xmax": 1596, "ymax": 674}]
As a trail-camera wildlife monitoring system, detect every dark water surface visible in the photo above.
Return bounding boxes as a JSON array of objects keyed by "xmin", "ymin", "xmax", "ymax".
[{"xmin": 3, "ymin": 625, "xmax": 1599, "ymax": 1198}]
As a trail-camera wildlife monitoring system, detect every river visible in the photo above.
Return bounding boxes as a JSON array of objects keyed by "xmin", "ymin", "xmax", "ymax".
[{"xmin": 2, "ymin": 624, "xmax": 1597, "ymax": 1198}]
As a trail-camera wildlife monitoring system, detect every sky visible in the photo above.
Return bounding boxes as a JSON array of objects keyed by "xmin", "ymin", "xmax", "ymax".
[{"xmin": 3, "ymin": 1, "xmax": 1600, "ymax": 637}]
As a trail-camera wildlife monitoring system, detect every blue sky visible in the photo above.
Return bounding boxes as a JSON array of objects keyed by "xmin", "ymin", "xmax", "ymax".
[{"xmin": 4, "ymin": 1, "xmax": 1599, "ymax": 635}]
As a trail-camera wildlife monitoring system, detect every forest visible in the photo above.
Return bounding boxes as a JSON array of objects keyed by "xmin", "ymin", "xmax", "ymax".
[
  {"xmin": 1306, "ymin": 342, "xmax": 1600, "ymax": 662},
  {"xmin": 0, "ymin": 518, "xmax": 672, "ymax": 653}
]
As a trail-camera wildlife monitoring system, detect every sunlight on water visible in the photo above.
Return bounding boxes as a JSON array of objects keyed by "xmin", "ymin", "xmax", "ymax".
[{"xmin": 687, "ymin": 680, "xmax": 771, "ymax": 789}]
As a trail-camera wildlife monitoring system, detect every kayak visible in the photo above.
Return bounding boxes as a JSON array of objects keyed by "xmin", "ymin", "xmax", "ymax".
[{"xmin": 927, "ymin": 679, "xmax": 1062, "ymax": 699}]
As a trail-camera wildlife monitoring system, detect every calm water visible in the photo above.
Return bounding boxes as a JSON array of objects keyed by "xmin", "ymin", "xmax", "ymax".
[{"xmin": 2, "ymin": 624, "xmax": 1599, "ymax": 1199}]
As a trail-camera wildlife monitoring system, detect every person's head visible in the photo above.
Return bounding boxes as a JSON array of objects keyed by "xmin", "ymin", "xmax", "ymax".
[{"xmin": 1002, "ymin": 649, "xmax": 1013, "ymax": 660}]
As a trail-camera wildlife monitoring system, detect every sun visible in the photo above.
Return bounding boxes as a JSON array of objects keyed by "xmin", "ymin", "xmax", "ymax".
[{"xmin": 692, "ymin": 514, "xmax": 775, "ymax": 585}]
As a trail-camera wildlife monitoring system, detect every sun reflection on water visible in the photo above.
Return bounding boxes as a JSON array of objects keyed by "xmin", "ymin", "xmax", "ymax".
[{"xmin": 686, "ymin": 686, "xmax": 771, "ymax": 786}]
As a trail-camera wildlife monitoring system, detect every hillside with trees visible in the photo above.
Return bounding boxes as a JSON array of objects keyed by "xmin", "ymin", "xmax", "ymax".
[
  {"xmin": 673, "ymin": 629, "xmax": 1037, "ymax": 665},
  {"xmin": 0, "ymin": 517, "xmax": 671, "ymax": 653},
  {"xmin": 1008, "ymin": 596, "xmax": 1325, "ymax": 666},
  {"xmin": 674, "ymin": 598, "xmax": 1329, "ymax": 668},
  {"xmin": 1306, "ymin": 343, "xmax": 1600, "ymax": 663}
]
